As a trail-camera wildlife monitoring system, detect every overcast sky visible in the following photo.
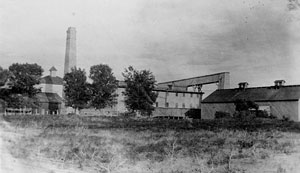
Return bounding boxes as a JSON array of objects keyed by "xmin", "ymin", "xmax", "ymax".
[{"xmin": 1, "ymin": 0, "xmax": 300, "ymax": 89}]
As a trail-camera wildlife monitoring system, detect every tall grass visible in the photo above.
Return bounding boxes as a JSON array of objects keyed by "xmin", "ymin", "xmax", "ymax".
[{"xmin": 2, "ymin": 114, "xmax": 299, "ymax": 173}]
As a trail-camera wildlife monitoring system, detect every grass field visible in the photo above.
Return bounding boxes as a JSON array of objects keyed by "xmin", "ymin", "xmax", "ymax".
[{"xmin": 2, "ymin": 114, "xmax": 300, "ymax": 173}]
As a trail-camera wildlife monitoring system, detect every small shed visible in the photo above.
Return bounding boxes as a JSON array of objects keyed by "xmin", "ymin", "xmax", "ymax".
[{"xmin": 201, "ymin": 83, "xmax": 300, "ymax": 121}]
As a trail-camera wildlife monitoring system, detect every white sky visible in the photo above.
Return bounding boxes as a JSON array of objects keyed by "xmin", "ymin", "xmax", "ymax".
[{"xmin": 1, "ymin": 0, "xmax": 300, "ymax": 90}]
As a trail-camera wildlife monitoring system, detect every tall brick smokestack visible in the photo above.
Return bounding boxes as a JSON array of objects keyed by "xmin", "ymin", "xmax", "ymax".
[{"xmin": 64, "ymin": 27, "xmax": 77, "ymax": 75}]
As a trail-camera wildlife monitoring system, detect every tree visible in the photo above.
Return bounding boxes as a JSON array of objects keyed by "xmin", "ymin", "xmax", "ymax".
[
  {"xmin": 234, "ymin": 99, "xmax": 258, "ymax": 119},
  {"xmin": 89, "ymin": 64, "xmax": 118, "ymax": 110},
  {"xmin": 234, "ymin": 99, "xmax": 258, "ymax": 112},
  {"xmin": 0, "ymin": 66, "xmax": 13, "ymax": 101},
  {"xmin": 64, "ymin": 67, "xmax": 91, "ymax": 112},
  {"xmin": 0, "ymin": 66, "xmax": 13, "ymax": 89},
  {"xmin": 287, "ymin": 0, "xmax": 300, "ymax": 11},
  {"xmin": 0, "ymin": 63, "xmax": 43, "ymax": 108},
  {"xmin": 8, "ymin": 63, "xmax": 43, "ymax": 97},
  {"xmin": 122, "ymin": 66, "xmax": 158, "ymax": 116}
]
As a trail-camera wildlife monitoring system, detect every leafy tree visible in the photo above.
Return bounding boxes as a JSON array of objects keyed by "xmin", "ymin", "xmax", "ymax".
[
  {"xmin": 287, "ymin": 0, "xmax": 300, "ymax": 11},
  {"xmin": 122, "ymin": 66, "xmax": 158, "ymax": 116},
  {"xmin": 4, "ymin": 94, "xmax": 39, "ymax": 109},
  {"xmin": 234, "ymin": 99, "xmax": 258, "ymax": 112},
  {"xmin": 0, "ymin": 66, "xmax": 13, "ymax": 89},
  {"xmin": 0, "ymin": 66, "xmax": 13, "ymax": 102},
  {"xmin": 64, "ymin": 67, "xmax": 91, "ymax": 112},
  {"xmin": 0, "ymin": 63, "xmax": 43, "ymax": 108},
  {"xmin": 89, "ymin": 64, "xmax": 118, "ymax": 109},
  {"xmin": 234, "ymin": 99, "xmax": 258, "ymax": 119},
  {"xmin": 8, "ymin": 63, "xmax": 43, "ymax": 97}
]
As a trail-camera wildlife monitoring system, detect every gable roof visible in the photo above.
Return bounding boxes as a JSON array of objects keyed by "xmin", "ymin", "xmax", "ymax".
[
  {"xmin": 49, "ymin": 66, "xmax": 57, "ymax": 71},
  {"xmin": 40, "ymin": 76, "xmax": 63, "ymax": 85},
  {"xmin": 35, "ymin": 92, "xmax": 63, "ymax": 103},
  {"xmin": 202, "ymin": 85, "xmax": 300, "ymax": 103}
]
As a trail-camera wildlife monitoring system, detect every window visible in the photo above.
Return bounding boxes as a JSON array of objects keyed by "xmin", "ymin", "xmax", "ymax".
[
  {"xmin": 190, "ymin": 93, "xmax": 193, "ymax": 97},
  {"xmin": 165, "ymin": 102, "xmax": 169, "ymax": 108},
  {"xmin": 182, "ymin": 103, "xmax": 185, "ymax": 108},
  {"xmin": 176, "ymin": 93, "xmax": 178, "ymax": 96},
  {"xmin": 156, "ymin": 102, "xmax": 158, "ymax": 107},
  {"xmin": 190, "ymin": 103, "xmax": 193, "ymax": 108},
  {"xmin": 183, "ymin": 93, "xmax": 185, "ymax": 97},
  {"xmin": 175, "ymin": 103, "xmax": 178, "ymax": 108}
]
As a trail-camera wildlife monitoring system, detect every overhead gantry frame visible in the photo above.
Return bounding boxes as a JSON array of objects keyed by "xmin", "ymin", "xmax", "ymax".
[
  {"xmin": 157, "ymin": 72, "xmax": 230, "ymax": 91},
  {"xmin": 156, "ymin": 72, "xmax": 230, "ymax": 109}
]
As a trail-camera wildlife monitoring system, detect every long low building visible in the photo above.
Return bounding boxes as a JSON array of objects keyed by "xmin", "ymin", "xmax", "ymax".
[{"xmin": 201, "ymin": 80, "xmax": 300, "ymax": 121}]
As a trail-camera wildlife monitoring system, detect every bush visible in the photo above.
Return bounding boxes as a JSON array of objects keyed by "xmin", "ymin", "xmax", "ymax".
[
  {"xmin": 233, "ymin": 110, "xmax": 255, "ymax": 120},
  {"xmin": 256, "ymin": 110, "xmax": 269, "ymax": 118},
  {"xmin": 215, "ymin": 111, "xmax": 231, "ymax": 119},
  {"xmin": 282, "ymin": 115, "xmax": 290, "ymax": 122}
]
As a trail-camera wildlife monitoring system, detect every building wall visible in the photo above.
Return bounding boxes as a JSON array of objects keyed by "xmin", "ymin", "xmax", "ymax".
[
  {"xmin": 39, "ymin": 84, "xmax": 63, "ymax": 98},
  {"xmin": 116, "ymin": 88, "xmax": 126, "ymax": 112},
  {"xmin": 201, "ymin": 103, "xmax": 235, "ymax": 119},
  {"xmin": 36, "ymin": 102, "xmax": 62, "ymax": 115},
  {"xmin": 299, "ymin": 99, "xmax": 300, "ymax": 121},
  {"xmin": 152, "ymin": 107, "xmax": 190, "ymax": 117},
  {"xmin": 201, "ymin": 101, "xmax": 300, "ymax": 121},
  {"xmin": 111, "ymin": 89, "xmax": 202, "ymax": 116},
  {"xmin": 259, "ymin": 101, "xmax": 298, "ymax": 121},
  {"xmin": 80, "ymin": 87, "xmax": 127, "ymax": 116},
  {"xmin": 155, "ymin": 91, "xmax": 201, "ymax": 109},
  {"xmin": 0, "ymin": 100, "xmax": 5, "ymax": 115}
]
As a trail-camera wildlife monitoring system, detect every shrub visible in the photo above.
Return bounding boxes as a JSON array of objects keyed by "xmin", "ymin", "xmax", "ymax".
[
  {"xmin": 256, "ymin": 110, "xmax": 269, "ymax": 118},
  {"xmin": 281, "ymin": 115, "xmax": 291, "ymax": 122},
  {"xmin": 215, "ymin": 111, "xmax": 231, "ymax": 119},
  {"xmin": 233, "ymin": 110, "xmax": 255, "ymax": 120}
]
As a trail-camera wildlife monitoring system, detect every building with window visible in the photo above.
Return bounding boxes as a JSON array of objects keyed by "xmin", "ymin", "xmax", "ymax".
[
  {"xmin": 35, "ymin": 66, "xmax": 64, "ymax": 115},
  {"xmin": 201, "ymin": 80, "xmax": 300, "ymax": 121}
]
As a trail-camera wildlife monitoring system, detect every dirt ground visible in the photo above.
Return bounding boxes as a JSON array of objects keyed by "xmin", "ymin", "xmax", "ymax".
[{"xmin": 1, "ymin": 119, "xmax": 300, "ymax": 173}]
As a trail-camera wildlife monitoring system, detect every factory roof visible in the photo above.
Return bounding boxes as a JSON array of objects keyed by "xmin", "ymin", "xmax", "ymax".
[
  {"xmin": 35, "ymin": 92, "xmax": 63, "ymax": 103},
  {"xmin": 202, "ymin": 85, "xmax": 300, "ymax": 103},
  {"xmin": 40, "ymin": 76, "xmax": 63, "ymax": 85}
]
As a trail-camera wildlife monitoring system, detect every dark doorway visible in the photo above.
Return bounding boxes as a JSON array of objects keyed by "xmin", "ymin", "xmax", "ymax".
[{"xmin": 49, "ymin": 103, "xmax": 59, "ymax": 114}]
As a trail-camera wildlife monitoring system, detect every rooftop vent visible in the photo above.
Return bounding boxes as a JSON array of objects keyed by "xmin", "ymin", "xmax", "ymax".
[
  {"xmin": 49, "ymin": 66, "xmax": 57, "ymax": 77},
  {"xmin": 238, "ymin": 82, "xmax": 248, "ymax": 89},
  {"xmin": 274, "ymin": 80, "xmax": 285, "ymax": 88},
  {"xmin": 167, "ymin": 82, "xmax": 175, "ymax": 90}
]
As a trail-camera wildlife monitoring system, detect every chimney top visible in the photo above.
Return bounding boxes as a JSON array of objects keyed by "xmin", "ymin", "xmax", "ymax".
[
  {"xmin": 274, "ymin": 80, "xmax": 285, "ymax": 87},
  {"xmin": 167, "ymin": 84, "xmax": 173, "ymax": 90},
  {"xmin": 238, "ymin": 82, "xmax": 248, "ymax": 89},
  {"xmin": 67, "ymin": 27, "xmax": 76, "ymax": 33}
]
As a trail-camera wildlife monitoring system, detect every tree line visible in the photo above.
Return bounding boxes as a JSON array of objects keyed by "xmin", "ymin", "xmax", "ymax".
[{"xmin": 0, "ymin": 63, "xmax": 158, "ymax": 115}]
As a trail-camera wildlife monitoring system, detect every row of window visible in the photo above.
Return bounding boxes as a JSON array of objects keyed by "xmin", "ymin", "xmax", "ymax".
[
  {"xmin": 161, "ymin": 92, "xmax": 200, "ymax": 98},
  {"xmin": 156, "ymin": 102, "xmax": 198, "ymax": 108}
]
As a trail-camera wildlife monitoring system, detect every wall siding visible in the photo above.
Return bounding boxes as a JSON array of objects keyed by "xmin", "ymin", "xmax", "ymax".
[
  {"xmin": 201, "ymin": 103, "xmax": 235, "ymax": 119},
  {"xmin": 153, "ymin": 107, "xmax": 190, "ymax": 117},
  {"xmin": 156, "ymin": 91, "xmax": 201, "ymax": 109},
  {"xmin": 299, "ymin": 99, "xmax": 300, "ymax": 121},
  {"xmin": 201, "ymin": 101, "xmax": 300, "ymax": 121},
  {"xmin": 39, "ymin": 84, "xmax": 63, "ymax": 98},
  {"xmin": 259, "ymin": 101, "xmax": 298, "ymax": 121}
]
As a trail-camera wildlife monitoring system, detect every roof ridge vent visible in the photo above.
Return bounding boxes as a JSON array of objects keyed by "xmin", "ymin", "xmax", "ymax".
[
  {"xmin": 49, "ymin": 66, "xmax": 57, "ymax": 77},
  {"xmin": 274, "ymin": 80, "xmax": 285, "ymax": 89},
  {"xmin": 238, "ymin": 82, "xmax": 248, "ymax": 89}
]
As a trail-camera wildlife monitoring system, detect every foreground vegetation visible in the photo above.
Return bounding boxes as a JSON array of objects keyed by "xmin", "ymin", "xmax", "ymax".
[{"xmin": 2, "ymin": 114, "xmax": 300, "ymax": 173}]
